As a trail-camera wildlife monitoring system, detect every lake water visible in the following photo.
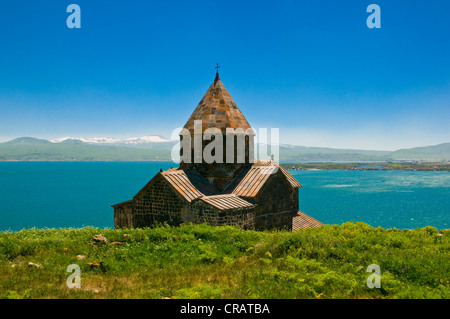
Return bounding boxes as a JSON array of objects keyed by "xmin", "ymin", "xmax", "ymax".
[{"xmin": 0, "ymin": 162, "xmax": 449, "ymax": 231}]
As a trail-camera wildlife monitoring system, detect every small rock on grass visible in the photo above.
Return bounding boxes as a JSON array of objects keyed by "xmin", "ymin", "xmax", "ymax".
[
  {"xmin": 28, "ymin": 262, "xmax": 42, "ymax": 269},
  {"xmin": 87, "ymin": 261, "xmax": 106, "ymax": 272},
  {"xmin": 91, "ymin": 234, "xmax": 108, "ymax": 245},
  {"xmin": 110, "ymin": 241, "xmax": 123, "ymax": 245}
]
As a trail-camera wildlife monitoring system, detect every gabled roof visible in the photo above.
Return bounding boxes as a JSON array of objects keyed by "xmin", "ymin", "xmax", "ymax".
[
  {"xmin": 199, "ymin": 194, "xmax": 255, "ymax": 211},
  {"xmin": 278, "ymin": 165, "xmax": 302, "ymax": 188},
  {"xmin": 160, "ymin": 168, "xmax": 218, "ymax": 202},
  {"xmin": 158, "ymin": 169, "xmax": 256, "ymax": 210},
  {"xmin": 231, "ymin": 160, "xmax": 302, "ymax": 197},
  {"xmin": 183, "ymin": 74, "xmax": 252, "ymax": 134},
  {"xmin": 111, "ymin": 199, "xmax": 134, "ymax": 208},
  {"xmin": 123, "ymin": 161, "xmax": 302, "ymax": 210},
  {"xmin": 292, "ymin": 211, "xmax": 324, "ymax": 230},
  {"xmin": 160, "ymin": 169, "xmax": 203, "ymax": 202}
]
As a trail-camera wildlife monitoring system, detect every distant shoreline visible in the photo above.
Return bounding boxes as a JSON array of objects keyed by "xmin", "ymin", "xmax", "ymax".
[
  {"xmin": 1, "ymin": 160, "xmax": 449, "ymax": 171},
  {"xmin": 283, "ymin": 161, "xmax": 450, "ymax": 172}
]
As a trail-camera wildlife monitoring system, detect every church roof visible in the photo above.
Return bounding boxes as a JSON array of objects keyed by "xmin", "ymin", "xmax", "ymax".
[
  {"xmin": 231, "ymin": 160, "xmax": 302, "ymax": 197},
  {"xmin": 160, "ymin": 169, "xmax": 203, "ymax": 202},
  {"xmin": 160, "ymin": 168, "xmax": 218, "ymax": 202},
  {"xmin": 183, "ymin": 73, "xmax": 253, "ymax": 133},
  {"xmin": 155, "ymin": 161, "xmax": 301, "ymax": 208},
  {"xmin": 278, "ymin": 165, "xmax": 303, "ymax": 189},
  {"xmin": 292, "ymin": 211, "xmax": 324, "ymax": 230},
  {"xmin": 199, "ymin": 194, "xmax": 255, "ymax": 210}
]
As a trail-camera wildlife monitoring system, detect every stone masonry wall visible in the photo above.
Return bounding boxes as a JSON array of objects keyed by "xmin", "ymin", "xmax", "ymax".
[
  {"xmin": 189, "ymin": 200, "xmax": 256, "ymax": 229},
  {"xmin": 114, "ymin": 202, "xmax": 134, "ymax": 228},
  {"xmin": 180, "ymin": 135, "xmax": 254, "ymax": 191},
  {"xmin": 252, "ymin": 174, "xmax": 298, "ymax": 230},
  {"xmin": 133, "ymin": 176, "xmax": 186, "ymax": 227}
]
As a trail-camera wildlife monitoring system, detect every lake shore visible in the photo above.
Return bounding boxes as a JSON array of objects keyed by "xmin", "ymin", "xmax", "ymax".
[
  {"xmin": 281, "ymin": 162, "xmax": 450, "ymax": 172},
  {"xmin": 1, "ymin": 160, "xmax": 449, "ymax": 172}
]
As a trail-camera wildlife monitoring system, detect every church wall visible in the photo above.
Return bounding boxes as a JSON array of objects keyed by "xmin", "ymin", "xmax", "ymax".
[
  {"xmin": 132, "ymin": 176, "xmax": 187, "ymax": 227},
  {"xmin": 188, "ymin": 200, "xmax": 256, "ymax": 229},
  {"xmin": 114, "ymin": 201, "xmax": 134, "ymax": 228},
  {"xmin": 252, "ymin": 174, "xmax": 298, "ymax": 230},
  {"xmin": 180, "ymin": 134, "xmax": 254, "ymax": 191}
]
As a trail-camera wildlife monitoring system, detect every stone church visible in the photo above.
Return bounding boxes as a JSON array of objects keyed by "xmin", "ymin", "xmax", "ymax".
[{"xmin": 113, "ymin": 70, "xmax": 323, "ymax": 231}]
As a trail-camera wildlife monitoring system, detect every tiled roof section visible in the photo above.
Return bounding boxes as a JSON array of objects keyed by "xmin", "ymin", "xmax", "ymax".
[
  {"xmin": 232, "ymin": 161, "xmax": 302, "ymax": 197},
  {"xmin": 111, "ymin": 199, "xmax": 134, "ymax": 208},
  {"xmin": 183, "ymin": 169, "xmax": 220, "ymax": 195},
  {"xmin": 200, "ymin": 194, "xmax": 255, "ymax": 211},
  {"xmin": 253, "ymin": 159, "xmax": 273, "ymax": 166},
  {"xmin": 232, "ymin": 165, "xmax": 277, "ymax": 197},
  {"xmin": 160, "ymin": 168, "xmax": 219, "ymax": 202},
  {"xmin": 292, "ymin": 211, "xmax": 324, "ymax": 231},
  {"xmin": 160, "ymin": 169, "xmax": 204, "ymax": 202},
  {"xmin": 279, "ymin": 165, "xmax": 302, "ymax": 188},
  {"xmin": 183, "ymin": 74, "xmax": 252, "ymax": 133}
]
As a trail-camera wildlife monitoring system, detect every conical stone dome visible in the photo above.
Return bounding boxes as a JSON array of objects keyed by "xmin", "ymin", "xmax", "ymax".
[{"xmin": 183, "ymin": 73, "xmax": 252, "ymax": 134}]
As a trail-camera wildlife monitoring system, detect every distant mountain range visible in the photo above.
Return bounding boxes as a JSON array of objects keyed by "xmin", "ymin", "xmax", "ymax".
[
  {"xmin": 278, "ymin": 143, "xmax": 450, "ymax": 162},
  {"xmin": 0, "ymin": 136, "xmax": 175, "ymax": 161},
  {"xmin": 49, "ymin": 135, "xmax": 170, "ymax": 145},
  {"xmin": 0, "ymin": 136, "xmax": 449, "ymax": 162}
]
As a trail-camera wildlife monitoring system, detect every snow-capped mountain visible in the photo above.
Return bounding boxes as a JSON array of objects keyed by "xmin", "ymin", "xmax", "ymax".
[{"xmin": 50, "ymin": 135, "xmax": 171, "ymax": 145}]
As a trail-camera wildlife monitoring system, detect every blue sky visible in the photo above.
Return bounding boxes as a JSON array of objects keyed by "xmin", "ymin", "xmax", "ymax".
[{"xmin": 0, "ymin": 0, "xmax": 449, "ymax": 150}]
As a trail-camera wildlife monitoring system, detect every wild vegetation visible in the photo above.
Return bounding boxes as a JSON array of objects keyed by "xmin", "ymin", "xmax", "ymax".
[{"xmin": 0, "ymin": 222, "xmax": 448, "ymax": 299}]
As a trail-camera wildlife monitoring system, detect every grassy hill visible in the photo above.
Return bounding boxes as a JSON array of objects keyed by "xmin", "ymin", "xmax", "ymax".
[
  {"xmin": 279, "ymin": 144, "xmax": 391, "ymax": 161},
  {"xmin": 0, "ymin": 222, "xmax": 448, "ymax": 299},
  {"xmin": 390, "ymin": 143, "xmax": 450, "ymax": 161}
]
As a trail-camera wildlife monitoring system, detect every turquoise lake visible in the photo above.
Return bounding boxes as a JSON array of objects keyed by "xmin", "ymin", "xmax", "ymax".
[{"xmin": 0, "ymin": 161, "xmax": 449, "ymax": 231}]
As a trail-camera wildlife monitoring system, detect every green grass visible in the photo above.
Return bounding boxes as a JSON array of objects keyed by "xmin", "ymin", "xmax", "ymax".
[{"xmin": 0, "ymin": 222, "xmax": 449, "ymax": 299}]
